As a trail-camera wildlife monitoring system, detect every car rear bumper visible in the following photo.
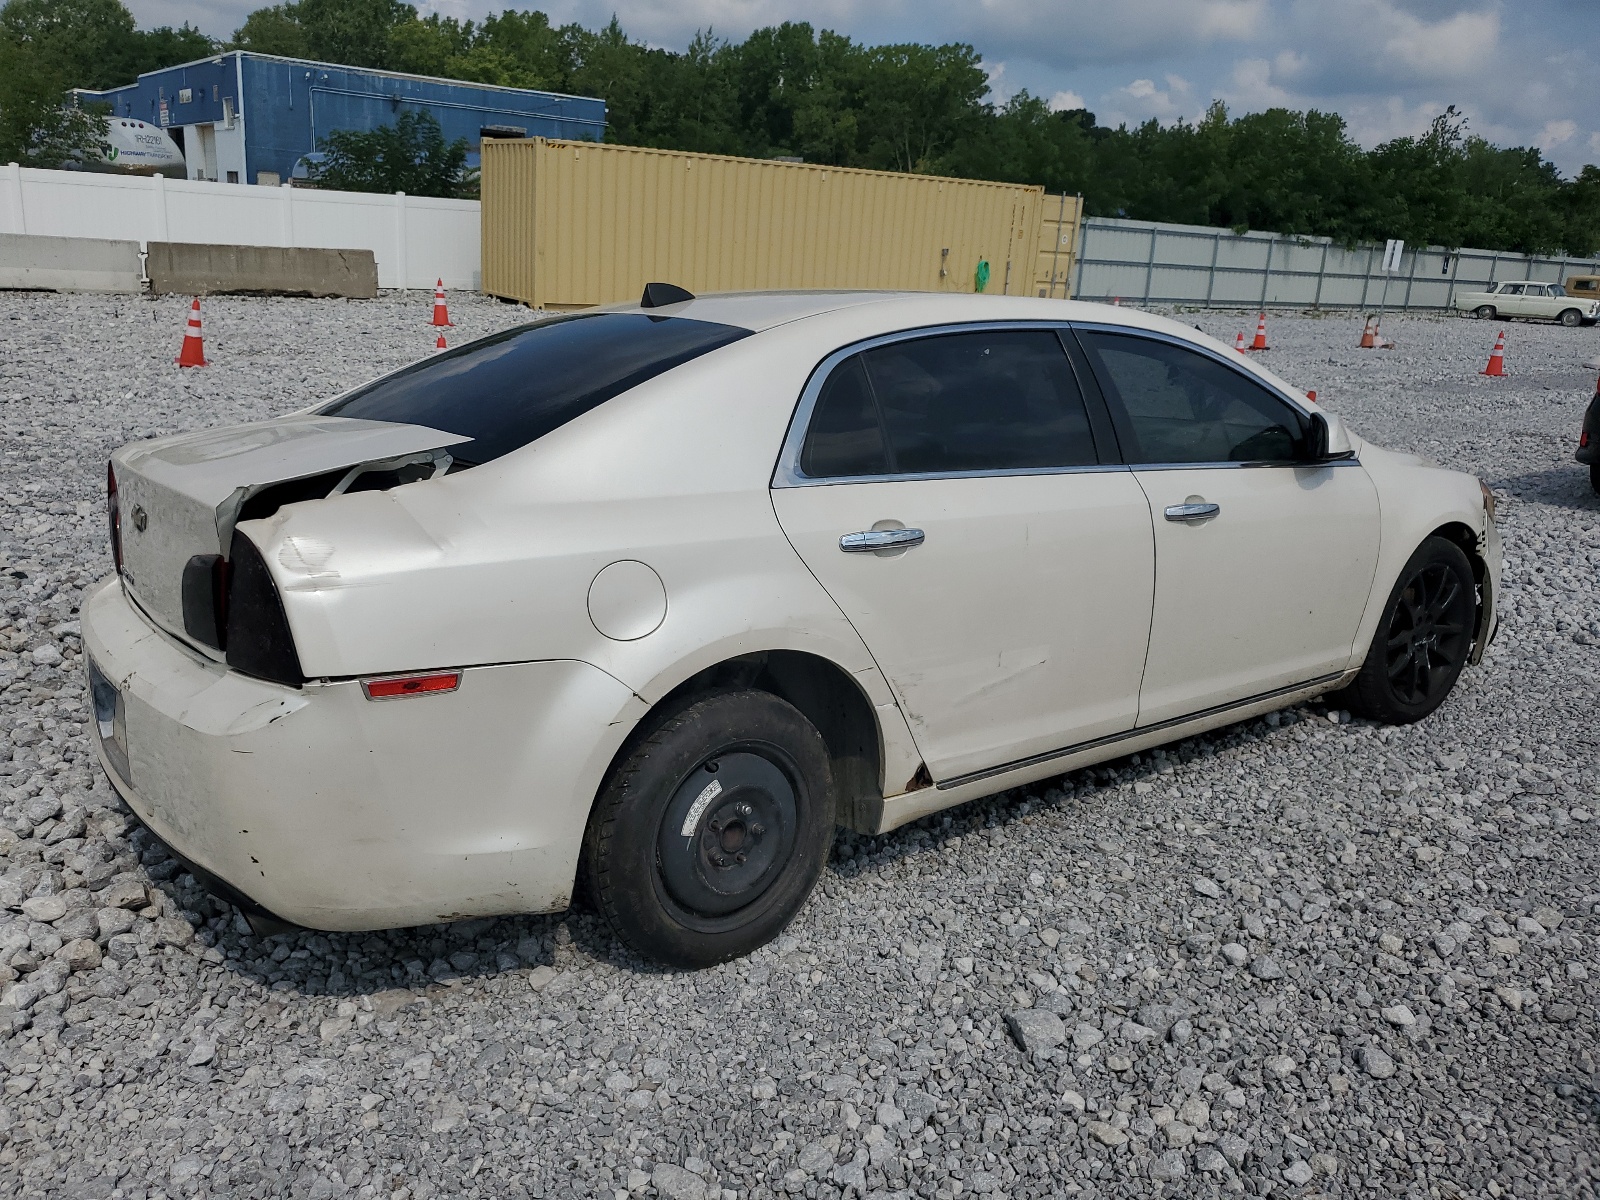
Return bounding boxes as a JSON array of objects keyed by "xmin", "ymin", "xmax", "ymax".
[{"xmin": 80, "ymin": 575, "xmax": 640, "ymax": 931}]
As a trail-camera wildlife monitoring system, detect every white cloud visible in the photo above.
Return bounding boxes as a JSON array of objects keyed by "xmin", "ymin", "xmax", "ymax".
[
  {"xmin": 1538, "ymin": 119, "xmax": 1578, "ymax": 148},
  {"xmin": 986, "ymin": 61, "xmax": 1014, "ymax": 105},
  {"xmin": 1221, "ymin": 58, "xmax": 1293, "ymax": 109},
  {"xmin": 1049, "ymin": 90, "xmax": 1088, "ymax": 112},
  {"xmin": 1104, "ymin": 74, "xmax": 1195, "ymax": 126}
]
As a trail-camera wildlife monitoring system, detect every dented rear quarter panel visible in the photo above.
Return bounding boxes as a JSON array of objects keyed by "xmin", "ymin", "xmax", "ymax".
[{"xmin": 82, "ymin": 575, "xmax": 643, "ymax": 928}]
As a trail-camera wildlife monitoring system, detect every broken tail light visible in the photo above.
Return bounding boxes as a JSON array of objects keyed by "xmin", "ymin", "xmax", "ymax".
[
  {"xmin": 362, "ymin": 671, "xmax": 462, "ymax": 701},
  {"xmin": 107, "ymin": 461, "xmax": 122, "ymax": 573},
  {"xmin": 224, "ymin": 530, "xmax": 304, "ymax": 688},
  {"xmin": 181, "ymin": 554, "xmax": 231, "ymax": 651}
]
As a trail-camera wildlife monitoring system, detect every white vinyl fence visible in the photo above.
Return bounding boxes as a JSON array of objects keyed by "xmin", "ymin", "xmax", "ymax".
[
  {"xmin": 0, "ymin": 164, "xmax": 480, "ymax": 291},
  {"xmin": 1074, "ymin": 215, "xmax": 1600, "ymax": 311}
]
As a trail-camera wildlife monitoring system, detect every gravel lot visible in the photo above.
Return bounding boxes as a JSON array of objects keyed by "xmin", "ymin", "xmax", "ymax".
[{"xmin": 0, "ymin": 292, "xmax": 1596, "ymax": 1200}]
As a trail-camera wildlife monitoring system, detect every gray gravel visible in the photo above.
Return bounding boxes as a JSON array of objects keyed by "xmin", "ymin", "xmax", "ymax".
[{"xmin": 0, "ymin": 292, "xmax": 1596, "ymax": 1199}]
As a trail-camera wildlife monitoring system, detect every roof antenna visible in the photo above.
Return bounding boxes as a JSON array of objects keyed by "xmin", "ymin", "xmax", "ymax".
[{"xmin": 640, "ymin": 282, "xmax": 695, "ymax": 308}]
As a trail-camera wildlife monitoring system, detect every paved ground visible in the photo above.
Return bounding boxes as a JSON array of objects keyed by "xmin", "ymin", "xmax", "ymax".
[{"xmin": 0, "ymin": 293, "xmax": 1595, "ymax": 1200}]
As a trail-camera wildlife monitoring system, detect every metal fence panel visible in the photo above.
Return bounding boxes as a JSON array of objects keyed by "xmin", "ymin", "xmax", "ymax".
[{"xmin": 1073, "ymin": 214, "xmax": 1599, "ymax": 311}]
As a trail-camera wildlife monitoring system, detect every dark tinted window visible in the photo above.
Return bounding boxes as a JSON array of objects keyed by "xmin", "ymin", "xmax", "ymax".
[
  {"xmin": 1079, "ymin": 331, "xmax": 1311, "ymax": 464},
  {"xmin": 321, "ymin": 313, "xmax": 750, "ymax": 465},
  {"xmin": 800, "ymin": 356, "xmax": 888, "ymax": 477},
  {"xmin": 861, "ymin": 330, "xmax": 1095, "ymax": 473}
]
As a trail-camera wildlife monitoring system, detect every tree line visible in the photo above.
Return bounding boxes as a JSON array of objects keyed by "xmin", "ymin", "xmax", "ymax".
[{"xmin": 3, "ymin": 0, "xmax": 1596, "ymax": 255}]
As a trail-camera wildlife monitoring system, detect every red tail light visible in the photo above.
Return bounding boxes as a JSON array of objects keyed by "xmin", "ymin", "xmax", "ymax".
[
  {"xmin": 1583, "ymin": 431, "xmax": 1591, "ymax": 449},
  {"xmin": 107, "ymin": 461, "xmax": 122, "ymax": 573},
  {"xmin": 362, "ymin": 671, "xmax": 462, "ymax": 700}
]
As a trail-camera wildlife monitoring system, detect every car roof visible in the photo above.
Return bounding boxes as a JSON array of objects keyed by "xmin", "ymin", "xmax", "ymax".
[
  {"xmin": 602, "ymin": 288, "xmax": 1196, "ymax": 336},
  {"xmin": 591, "ymin": 289, "xmax": 1317, "ymax": 409}
]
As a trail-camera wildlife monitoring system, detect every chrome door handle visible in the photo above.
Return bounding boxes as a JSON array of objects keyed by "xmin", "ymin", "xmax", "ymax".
[
  {"xmin": 840, "ymin": 528, "xmax": 925, "ymax": 552},
  {"xmin": 1164, "ymin": 502, "xmax": 1220, "ymax": 522}
]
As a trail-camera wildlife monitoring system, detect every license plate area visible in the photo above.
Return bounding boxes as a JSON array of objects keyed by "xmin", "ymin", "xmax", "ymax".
[{"xmin": 87, "ymin": 656, "xmax": 132, "ymax": 784}]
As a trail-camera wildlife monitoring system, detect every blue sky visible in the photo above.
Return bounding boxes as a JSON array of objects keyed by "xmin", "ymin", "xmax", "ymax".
[{"xmin": 128, "ymin": 0, "xmax": 1599, "ymax": 176}]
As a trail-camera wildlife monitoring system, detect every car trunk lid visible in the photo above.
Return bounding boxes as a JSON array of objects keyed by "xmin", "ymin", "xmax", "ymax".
[{"xmin": 110, "ymin": 414, "xmax": 467, "ymax": 646}]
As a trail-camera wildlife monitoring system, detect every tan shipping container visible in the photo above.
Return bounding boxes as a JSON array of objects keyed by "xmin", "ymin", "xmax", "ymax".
[{"xmin": 481, "ymin": 137, "xmax": 1081, "ymax": 309}]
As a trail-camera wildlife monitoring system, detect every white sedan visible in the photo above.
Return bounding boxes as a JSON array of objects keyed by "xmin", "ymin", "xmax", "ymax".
[
  {"xmin": 1453, "ymin": 280, "xmax": 1600, "ymax": 326},
  {"xmin": 84, "ymin": 291, "xmax": 1500, "ymax": 966}
]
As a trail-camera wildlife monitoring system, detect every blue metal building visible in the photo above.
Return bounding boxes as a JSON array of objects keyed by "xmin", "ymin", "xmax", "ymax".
[{"xmin": 76, "ymin": 51, "xmax": 606, "ymax": 186}]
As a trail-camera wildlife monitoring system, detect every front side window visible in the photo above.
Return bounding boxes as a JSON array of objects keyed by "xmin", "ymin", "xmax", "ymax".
[
  {"xmin": 321, "ymin": 313, "xmax": 750, "ymax": 465},
  {"xmin": 1078, "ymin": 330, "xmax": 1311, "ymax": 465},
  {"xmin": 797, "ymin": 329, "xmax": 1098, "ymax": 478}
]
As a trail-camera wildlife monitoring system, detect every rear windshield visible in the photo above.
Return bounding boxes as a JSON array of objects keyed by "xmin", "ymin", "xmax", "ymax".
[{"xmin": 320, "ymin": 313, "xmax": 751, "ymax": 465}]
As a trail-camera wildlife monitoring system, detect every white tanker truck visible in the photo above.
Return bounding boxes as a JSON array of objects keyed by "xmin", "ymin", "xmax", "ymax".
[{"xmin": 72, "ymin": 116, "xmax": 187, "ymax": 178}]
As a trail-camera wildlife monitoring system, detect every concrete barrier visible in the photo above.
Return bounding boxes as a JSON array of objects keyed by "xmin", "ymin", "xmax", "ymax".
[
  {"xmin": 146, "ymin": 242, "xmax": 378, "ymax": 298},
  {"xmin": 0, "ymin": 233, "xmax": 142, "ymax": 292}
]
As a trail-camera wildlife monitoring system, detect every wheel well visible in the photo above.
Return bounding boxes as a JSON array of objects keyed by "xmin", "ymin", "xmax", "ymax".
[
  {"xmin": 616, "ymin": 651, "xmax": 886, "ymax": 834},
  {"xmin": 1429, "ymin": 520, "xmax": 1491, "ymax": 659}
]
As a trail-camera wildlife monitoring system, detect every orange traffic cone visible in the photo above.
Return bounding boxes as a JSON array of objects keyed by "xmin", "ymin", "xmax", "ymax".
[
  {"xmin": 1481, "ymin": 330, "xmax": 1506, "ymax": 376},
  {"xmin": 1234, "ymin": 331, "xmax": 1247, "ymax": 353},
  {"xmin": 435, "ymin": 333, "xmax": 447, "ymax": 352},
  {"xmin": 1359, "ymin": 317, "xmax": 1376, "ymax": 349},
  {"xmin": 1248, "ymin": 312, "xmax": 1269, "ymax": 351},
  {"xmin": 175, "ymin": 298, "xmax": 207, "ymax": 367},
  {"xmin": 1111, "ymin": 296, "xmax": 1121, "ymax": 306},
  {"xmin": 431, "ymin": 279, "xmax": 452, "ymax": 327}
]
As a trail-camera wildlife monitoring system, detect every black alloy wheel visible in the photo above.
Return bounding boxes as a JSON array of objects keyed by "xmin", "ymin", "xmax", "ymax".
[
  {"xmin": 583, "ymin": 689, "xmax": 835, "ymax": 968},
  {"xmin": 1338, "ymin": 537, "xmax": 1478, "ymax": 724}
]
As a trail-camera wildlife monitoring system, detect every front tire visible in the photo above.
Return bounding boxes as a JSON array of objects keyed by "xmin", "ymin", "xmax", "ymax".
[
  {"xmin": 1341, "ymin": 537, "xmax": 1477, "ymax": 724},
  {"xmin": 1474, "ymin": 305, "xmax": 1497, "ymax": 320},
  {"xmin": 583, "ymin": 689, "xmax": 836, "ymax": 968},
  {"xmin": 1559, "ymin": 308, "xmax": 1583, "ymax": 328}
]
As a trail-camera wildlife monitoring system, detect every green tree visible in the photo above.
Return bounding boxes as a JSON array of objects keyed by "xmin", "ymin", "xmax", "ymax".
[
  {"xmin": 0, "ymin": 37, "xmax": 105, "ymax": 166},
  {"xmin": 222, "ymin": 0, "xmax": 1600, "ymax": 255},
  {"xmin": 298, "ymin": 0, "xmax": 413, "ymax": 67},
  {"xmin": 232, "ymin": 4, "xmax": 308, "ymax": 57},
  {"xmin": 1, "ymin": 0, "xmax": 213, "ymax": 89},
  {"xmin": 312, "ymin": 108, "xmax": 469, "ymax": 196}
]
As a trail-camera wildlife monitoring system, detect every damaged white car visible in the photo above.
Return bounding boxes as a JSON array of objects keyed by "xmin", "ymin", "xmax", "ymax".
[{"xmin": 83, "ymin": 289, "xmax": 1501, "ymax": 967}]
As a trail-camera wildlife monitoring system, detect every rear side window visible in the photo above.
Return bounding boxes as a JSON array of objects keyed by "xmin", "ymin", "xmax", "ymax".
[
  {"xmin": 321, "ymin": 313, "xmax": 750, "ymax": 465},
  {"xmin": 798, "ymin": 329, "xmax": 1097, "ymax": 478},
  {"xmin": 801, "ymin": 357, "xmax": 888, "ymax": 478}
]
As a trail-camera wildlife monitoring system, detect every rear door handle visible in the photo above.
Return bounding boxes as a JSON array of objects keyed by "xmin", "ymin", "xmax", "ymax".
[
  {"xmin": 840, "ymin": 528, "xmax": 925, "ymax": 552},
  {"xmin": 1164, "ymin": 502, "xmax": 1220, "ymax": 522}
]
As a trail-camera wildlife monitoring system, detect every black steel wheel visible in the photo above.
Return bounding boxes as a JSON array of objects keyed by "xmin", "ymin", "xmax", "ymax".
[
  {"xmin": 583, "ymin": 689, "xmax": 835, "ymax": 968},
  {"xmin": 1340, "ymin": 537, "xmax": 1477, "ymax": 723},
  {"xmin": 1474, "ymin": 305, "xmax": 1497, "ymax": 320},
  {"xmin": 1560, "ymin": 308, "xmax": 1584, "ymax": 328}
]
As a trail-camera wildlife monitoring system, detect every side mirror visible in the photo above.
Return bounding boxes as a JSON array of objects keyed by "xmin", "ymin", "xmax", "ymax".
[{"xmin": 1308, "ymin": 411, "xmax": 1355, "ymax": 462}]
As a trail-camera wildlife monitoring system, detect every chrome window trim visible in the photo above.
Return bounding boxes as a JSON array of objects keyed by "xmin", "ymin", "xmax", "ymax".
[
  {"xmin": 1068, "ymin": 319, "xmax": 1362, "ymax": 469},
  {"xmin": 774, "ymin": 319, "xmax": 1358, "ymax": 488},
  {"xmin": 772, "ymin": 320, "xmax": 1103, "ymax": 489},
  {"xmin": 1130, "ymin": 459, "xmax": 1362, "ymax": 471}
]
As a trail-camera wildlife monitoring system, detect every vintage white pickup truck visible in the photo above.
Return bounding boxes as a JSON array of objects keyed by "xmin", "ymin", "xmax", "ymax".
[{"xmin": 1453, "ymin": 280, "xmax": 1599, "ymax": 326}]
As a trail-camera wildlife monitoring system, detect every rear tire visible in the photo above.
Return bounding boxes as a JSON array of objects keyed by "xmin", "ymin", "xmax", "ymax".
[
  {"xmin": 1560, "ymin": 308, "xmax": 1583, "ymax": 328},
  {"xmin": 583, "ymin": 689, "xmax": 835, "ymax": 968},
  {"xmin": 1341, "ymin": 537, "xmax": 1477, "ymax": 724},
  {"xmin": 1474, "ymin": 305, "xmax": 1497, "ymax": 320},
  {"xmin": 1591, "ymin": 462, "xmax": 1600, "ymax": 495}
]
